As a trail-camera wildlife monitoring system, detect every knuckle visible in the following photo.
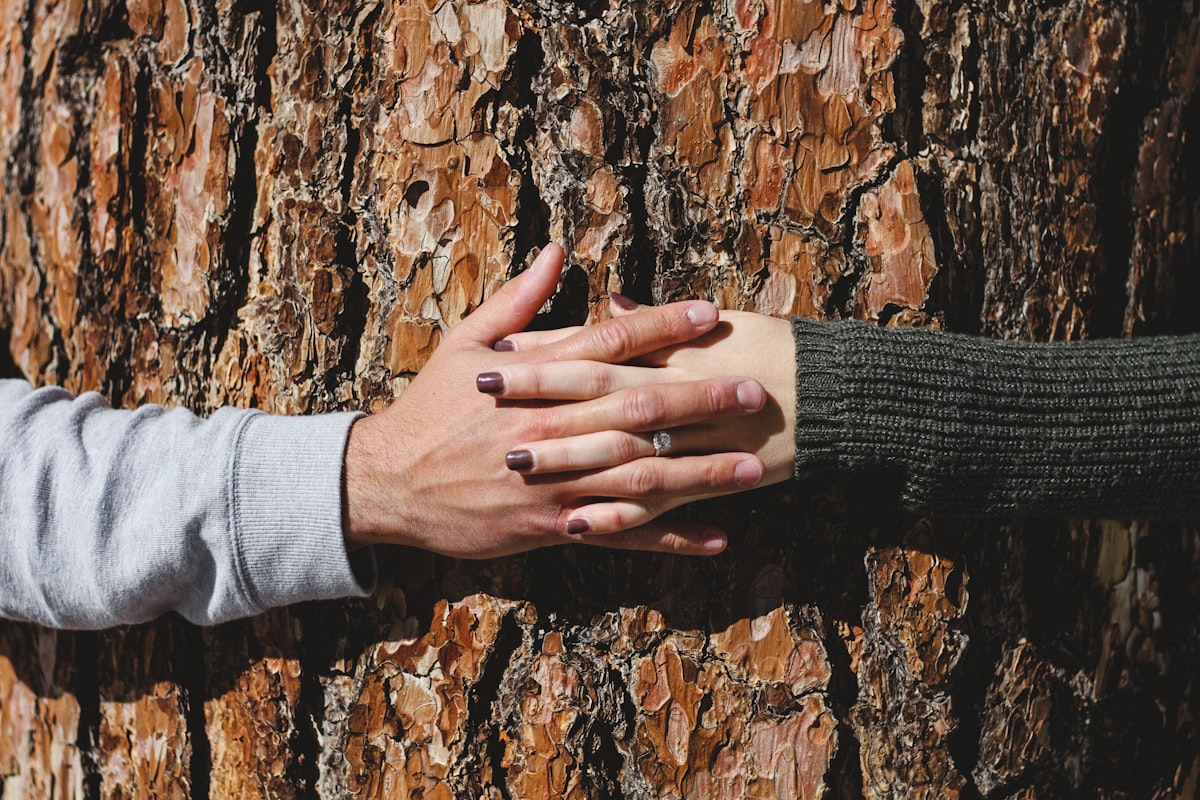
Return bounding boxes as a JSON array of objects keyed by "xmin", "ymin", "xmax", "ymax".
[
  {"xmin": 588, "ymin": 365, "xmax": 615, "ymax": 397},
  {"xmin": 622, "ymin": 387, "xmax": 667, "ymax": 429},
  {"xmin": 523, "ymin": 366, "xmax": 544, "ymax": 397},
  {"xmin": 646, "ymin": 305, "xmax": 687, "ymax": 335},
  {"xmin": 682, "ymin": 458, "xmax": 724, "ymax": 491},
  {"xmin": 663, "ymin": 533, "xmax": 692, "ymax": 554},
  {"xmin": 527, "ymin": 405, "xmax": 561, "ymax": 439},
  {"xmin": 703, "ymin": 380, "xmax": 729, "ymax": 413},
  {"xmin": 605, "ymin": 506, "xmax": 631, "ymax": 532},
  {"xmin": 706, "ymin": 459, "xmax": 728, "ymax": 488},
  {"xmin": 626, "ymin": 461, "xmax": 663, "ymax": 497},
  {"xmin": 542, "ymin": 508, "xmax": 572, "ymax": 538},
  {"xmin": 591, "ymin": 320, "xmax": 637, "ymax": 360},
  {"xmin": 613, "ymin": 433, "xmax": 643, "ymax": 463}
]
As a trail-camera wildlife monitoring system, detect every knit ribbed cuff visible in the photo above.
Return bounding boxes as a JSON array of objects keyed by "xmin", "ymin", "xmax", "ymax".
[
  {"xmin": 231, "ymin": 411, "xmax": 376, "ymax": 613},
  {"xmin": 792, "ymin": 317, "xmax": 846, "ymax": 480},
  {"xmin": 788, "ymin": 318, "xmax": 1200, "ymax": 520}
]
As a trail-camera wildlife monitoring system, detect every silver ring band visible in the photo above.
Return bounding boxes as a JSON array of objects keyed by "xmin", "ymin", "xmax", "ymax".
[{"xmin": 652, "ymin": 430, "xmax": 672, "ymax": 457}]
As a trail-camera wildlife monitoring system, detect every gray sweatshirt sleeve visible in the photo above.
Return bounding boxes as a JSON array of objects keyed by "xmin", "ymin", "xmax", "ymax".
[{"xmin": 0, "ymin": 379, "xmax": 376, "ymax": 629}]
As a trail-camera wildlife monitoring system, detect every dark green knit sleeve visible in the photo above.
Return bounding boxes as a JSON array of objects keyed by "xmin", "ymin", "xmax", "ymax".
[{"xmin": 792, "ymin": 318, "xmax": 1200, "ymax": 520}]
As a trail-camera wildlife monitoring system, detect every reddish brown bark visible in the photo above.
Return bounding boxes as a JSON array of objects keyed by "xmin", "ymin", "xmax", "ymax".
[{"xmin": 2, "ymin": 0, "xmax": 1199, "ymax": 797}]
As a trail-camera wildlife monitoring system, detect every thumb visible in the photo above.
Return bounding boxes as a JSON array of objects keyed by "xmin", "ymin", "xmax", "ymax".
[{"xmin": 456, "ymin": 243, "xmax": 565, "ymax": 345}]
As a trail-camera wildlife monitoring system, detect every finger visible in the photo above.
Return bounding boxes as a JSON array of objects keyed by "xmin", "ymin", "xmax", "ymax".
[
  {"xmin": 505, "ymin": 428, "xmax": 703, "ymax": 474},
  {"xmin": 493, "ymin": 290, "xmax": 648, "ymax": 351},
  {"xmin": 477, "ymin": 361, "xmax": 665, "ymax": 400},
  {"xmin": 526, "ymin": 300, "xmax": 719, "ymax": 365},
  {"xmin": 564, "ymin": 496, "xmax": 676, "ymax": 535},
  {"xmin": 492, "ymin": 326, "xmax": 584, "ymax": 352},
  {"xmin": 565, "ymin": 453, "xmax": 765, "ymax": 500},
  {"xmin": 454, "ymin": 243, "xmax": 565, "ymax": 345},
  {"xmin": 574, "ymin": 519, "xmax": 728, "ymax": 556},
  {"xmin": 539, "ymin": 378, "xmax": 766, "ymax": 438}
]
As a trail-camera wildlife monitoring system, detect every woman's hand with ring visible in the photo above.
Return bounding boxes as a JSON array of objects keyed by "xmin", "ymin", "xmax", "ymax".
[
  {"xmin": 475, "ymin": 360, "xmax": 765, "ymax": 472},
  {"xmin": 485, "ymin": 293, "xmax": 798, "ymax": 529}
]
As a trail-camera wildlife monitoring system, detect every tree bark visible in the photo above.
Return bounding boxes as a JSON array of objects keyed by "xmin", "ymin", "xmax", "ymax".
[{"xmin": 1, "ymin": 0, "xmax": 1198, "ymax": 797}]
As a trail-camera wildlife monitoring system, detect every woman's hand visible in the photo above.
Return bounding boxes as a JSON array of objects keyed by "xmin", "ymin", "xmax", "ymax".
[
  {"xmin": 493, "ymin": 298, "xmax": 798, "ymax": 516},
  {"xmin": 342, "ymin": 246, "xmax": 769, "ymax": 558},
  {"xmin": 633, "ymin": 309, "xmax": 796, "ymax": 485}
]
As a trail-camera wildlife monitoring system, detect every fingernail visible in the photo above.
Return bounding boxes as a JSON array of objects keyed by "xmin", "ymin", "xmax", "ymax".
[
  {"xmin": 686, "ymin": 302, "xmax": 718, "ymax": 326},
  {"xmin": 734, "ymin": 460, "xmax": 764, "ymax": 488},
  {"xmin": 610, "ymin": 291, "xmax": 638, "ymax": 311},
  {"xmin": 493, "ymin": 339, "xmax": 516, "ymax": 352},
  {"xmin": 505, "ymin": 449, "xmax": 534, "ymax": 471},
  {"xmin": 566, "ymin": 518, "xmax": 591, "ymax": 535},
  {"xmin": 476, "ymin": 372, "xmax": 505, "ymax": 393},
  {"xmin": 702, "ymin": 534, "xmax": 727, "ymax": 554},
  {"xmin": 736, "ymin": 380, "xmax": 764, "ymax": 411}
]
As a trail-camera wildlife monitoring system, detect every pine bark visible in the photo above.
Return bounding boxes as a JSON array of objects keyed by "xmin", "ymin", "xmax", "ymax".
[{"xmin": 1, "ymin": 0, "xmax": 1198, "ymax": 797}]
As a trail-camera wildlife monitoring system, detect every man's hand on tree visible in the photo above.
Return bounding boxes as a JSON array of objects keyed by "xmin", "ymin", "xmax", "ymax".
[{"xmin": 342, "ymin": 244, "xmax": 767, "ymax": 558}]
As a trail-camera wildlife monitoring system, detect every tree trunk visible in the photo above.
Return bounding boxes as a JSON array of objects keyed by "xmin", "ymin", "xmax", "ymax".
[{"xmin": 2, "ymin": 0, "xmax": 1198, "ymax": 796}]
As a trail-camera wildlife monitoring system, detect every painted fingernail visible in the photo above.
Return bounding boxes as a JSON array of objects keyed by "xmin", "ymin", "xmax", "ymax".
[
  {"xmin": 566, "ymin": 518, "xmax": 591, "ymax": 535},
  {"xmin": 736, "ymin": 380, "xmax": 765, "ymax": 411},
  {"xmin": 505, "ymin": 449, "xmax": 534, "ymax": 471},
  {"xmin": 610, "ymin": 291, "xmax": 639, "ymax": 311},
  {"xmin": 476, "ymin": 372, "xmax": 505, "ymax": 393},
  {"xmin": 702, "ymin": 534, "xmax": 727, "ymax": 554},
  {"xmin": 493, "ymin": 339, "xmax": 516, "ymax": 352},
  {"xmin": 734, "ymin": 459, "xmax": 764, "ymax": 487},
  {"xmin": 686, "ymin": 301, "xmax": 718, "ymax": 326}
]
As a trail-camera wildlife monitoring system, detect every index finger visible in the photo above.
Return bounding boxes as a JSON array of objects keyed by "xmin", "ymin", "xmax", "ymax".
[{"xmin": 522, "ymin": 300, "xmax": 719, "ymax": 365}]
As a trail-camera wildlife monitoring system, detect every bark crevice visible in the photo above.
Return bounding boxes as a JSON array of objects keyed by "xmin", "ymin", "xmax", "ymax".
[
  {"xmin": 74, "ymin": 633, "xmax": 101, "ymax": 800},
  {"xmin": 180, "ymin": 624, "xmax": 211, "ymax": 800}
]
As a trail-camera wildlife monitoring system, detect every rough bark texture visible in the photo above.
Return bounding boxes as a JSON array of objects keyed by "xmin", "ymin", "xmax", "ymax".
[{"xmin": 2, "ymin": 0, "xmax": 1199, "ymax": 797}]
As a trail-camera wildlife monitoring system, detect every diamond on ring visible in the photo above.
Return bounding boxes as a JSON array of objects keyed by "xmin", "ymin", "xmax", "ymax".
[{"xmin": 652, "ymin": 430, "xmax": 673, "ymax": 457}]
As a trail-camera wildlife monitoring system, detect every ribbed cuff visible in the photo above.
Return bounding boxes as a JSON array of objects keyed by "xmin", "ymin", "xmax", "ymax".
[
  {"xmin": 230, "ymin": 411, "xmax": 376, "ymax": 613},
  {"xmin": 788, "ymin": 319, "xmax": 1200, "ymax": 520},
  {"xmin": 792, "ymin": 317, "xmax": 846, "ymax": 480}
]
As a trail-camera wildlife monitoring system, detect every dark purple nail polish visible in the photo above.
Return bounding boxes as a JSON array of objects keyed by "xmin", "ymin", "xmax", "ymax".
[
  {"xmin": 476, "ymin": 372, "xmax": 505, "ymax": 393},
  {"xmin": 566, "ymin": 518, "xmax": 590, "ymax": 535},
  {"xmin": 505, "ymin": 450, "xmax": 534, "ymax": 471},
  {"xmin": 610, "ymin": 292, "xmax": 638, "ymax": 311},
  {"xmin": 493, "ymin": 339, "xmax": 516, "ymax": 352}
]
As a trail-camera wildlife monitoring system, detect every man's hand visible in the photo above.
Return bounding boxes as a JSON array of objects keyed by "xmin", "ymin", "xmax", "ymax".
[{"xmin": 342, "ymin": 245, "xmax": 768, "ymax": 558}]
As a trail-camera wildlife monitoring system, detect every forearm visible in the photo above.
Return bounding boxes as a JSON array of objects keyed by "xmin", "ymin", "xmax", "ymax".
[
  {"xmin": 793, "ymin": 319, "xmax": 1200, "ymax": 520},
  {"xmin": 0, "ymin": 379, "xmax": 373, "ymax": 629}
]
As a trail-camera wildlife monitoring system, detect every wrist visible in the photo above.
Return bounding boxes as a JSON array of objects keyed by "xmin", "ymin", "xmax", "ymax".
[
  {"xmin": 343, "ymin": 414, "xmax": 409, "ymax": 549},
  {"xmin": 760, "ymin": 314, "xmax": 800, "ymax": 483},
  {"xmin": 720, "ymin": 313, "xmax": 797, "ymax": 484},
  {"xmin": 342, "ymin": 416, "xmax": 369, "ymax": 548}
]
